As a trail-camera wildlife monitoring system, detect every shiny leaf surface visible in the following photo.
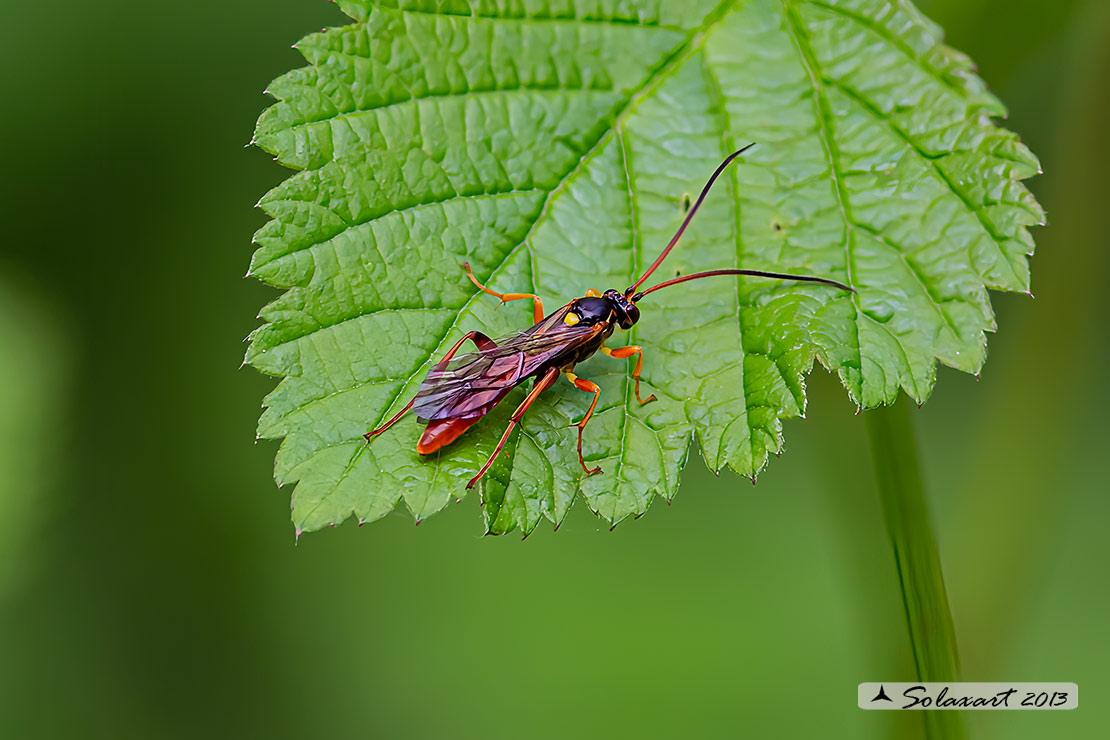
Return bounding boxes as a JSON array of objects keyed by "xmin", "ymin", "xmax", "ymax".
[{"xmin": 247, "ymin": 0, "xmax": 1042, "ymax": 535}]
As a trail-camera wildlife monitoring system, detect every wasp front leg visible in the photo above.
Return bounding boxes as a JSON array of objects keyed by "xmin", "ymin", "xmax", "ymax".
[
  {"xmin": 602, "ymin": 345, "xmax": 657, "ymax": 404},
  {"xmin": 463, "ymin": 263, "xmax": 545, "ymax": 324},
  {"xmin": 564, "ymin": 370, "xmax": 602, "ymax": 475}
]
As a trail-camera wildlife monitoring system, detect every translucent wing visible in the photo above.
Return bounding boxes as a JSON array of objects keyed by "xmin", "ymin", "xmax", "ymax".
[{"xmin": 413, "ymin": 304, "xmax": 607, "ymax": 421}]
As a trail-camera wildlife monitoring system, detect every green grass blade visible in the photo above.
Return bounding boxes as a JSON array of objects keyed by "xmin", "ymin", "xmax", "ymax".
[{"xmin": 866, "ymin": 402, "xmax": 965, "ymax": 740}]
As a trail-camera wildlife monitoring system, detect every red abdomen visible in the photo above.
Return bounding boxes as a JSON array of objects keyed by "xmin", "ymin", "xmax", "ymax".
[{"xmin": 417, "ymin": 416, "xmax": 483, "ymax": 455}]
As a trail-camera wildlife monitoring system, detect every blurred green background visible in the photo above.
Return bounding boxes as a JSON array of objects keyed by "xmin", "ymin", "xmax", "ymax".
[{"xmin": 1, "ymin": 1, "xmax": 1107, "ymax": 737}]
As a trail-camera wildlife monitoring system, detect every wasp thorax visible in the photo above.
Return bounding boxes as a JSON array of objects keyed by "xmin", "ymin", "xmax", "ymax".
[{"xmin": 569, "ymin": 296, "xmax": 612, "ymax": 326}]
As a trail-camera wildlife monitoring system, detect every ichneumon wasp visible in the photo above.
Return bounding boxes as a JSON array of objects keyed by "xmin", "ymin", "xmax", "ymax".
[{"xmin": 366, "ymin": 145, "xmax": 852, "ymax": 489}]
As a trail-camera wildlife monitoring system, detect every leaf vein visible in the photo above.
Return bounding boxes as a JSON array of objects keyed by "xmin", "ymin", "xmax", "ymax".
[
  {"xmin": 253, "ymin": 188, "xmax": 543, "ymax": 279},
  {"xmin": 782, "ymin": 0, "xmax": 869, "ymax": 400},
  {"xmin": 826, "ymin": 77, "xmax": 1023, "ymax": 286},
  {"xmin": 804, "ymin": 0, "xmax": 974, "ymax": 101}
]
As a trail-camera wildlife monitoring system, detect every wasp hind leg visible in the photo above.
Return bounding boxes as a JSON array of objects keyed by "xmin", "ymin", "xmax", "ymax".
[
  {"xmin": 463, "ymin": 262, "xmax": 545, "ymax": 323},
  {"xmin": 365, "ymin": 330, "xmax": 497, "ymax": 441},
  {"xmin": 466, "ymin": 366, "xmax": 560, "ymax": 489},
  {"xmin": 602, "ymin": 345, "xmax": 657, "ymax": 404},
  {"xmin": 565, "ymin": 370, "xmax": 603, "ymax": 475}
]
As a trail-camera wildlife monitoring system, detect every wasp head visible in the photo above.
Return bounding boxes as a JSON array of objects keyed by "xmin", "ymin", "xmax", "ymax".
[
  {"xmin": 603, "ymin": 289, "xmax": 640, "ymax": 329},
  {"xmin": 564, "ymin": 291, "xmax": 640, "ymax": 330}
]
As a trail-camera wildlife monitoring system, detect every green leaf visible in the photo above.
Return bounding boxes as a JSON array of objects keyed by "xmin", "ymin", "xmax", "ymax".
[{"xmin": 247, "ymin": 0, "xmax": 1042, "ymax": 536}]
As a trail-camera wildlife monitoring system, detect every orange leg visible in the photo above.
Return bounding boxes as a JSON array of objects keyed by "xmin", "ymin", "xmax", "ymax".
[
  {"xmin": 565, "ymin": 371, "xmax": 602, "ymax": 475},
  {"xmin": 431, "ymin": 330, "xmax": 495, "ymax": 370},
  {"xmin": 463, "ymin": 262, "xmax": 545, "ymax": 324},
  {"xmin": 466, "ymin": 366, "xmax": 560, "ymax": 489},
  {"xmin": 584, "ymin": 289, "xmax": 602, "ymax": 297},
  {"xmin": 602, "ymin": 345, "xmax": 657, "ymax": 404},
  {"xmin": 366, "ymin": 330, "xmax": 496, "ymax": 440}
]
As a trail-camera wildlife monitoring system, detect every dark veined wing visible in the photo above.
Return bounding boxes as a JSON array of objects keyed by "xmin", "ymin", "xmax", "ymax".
[{"xmin": 412, "ymin": 303, "xmax": 607, "ymax": 422}]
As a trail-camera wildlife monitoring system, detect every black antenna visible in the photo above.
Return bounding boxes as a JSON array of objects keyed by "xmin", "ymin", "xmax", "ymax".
[
  {"xmin": 631, "ymin": 268, "xmax": 853, "ymax": 302},
  {"xmin": 625, "ymin": 144, "xmax": 755, "ymax": 295}
]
